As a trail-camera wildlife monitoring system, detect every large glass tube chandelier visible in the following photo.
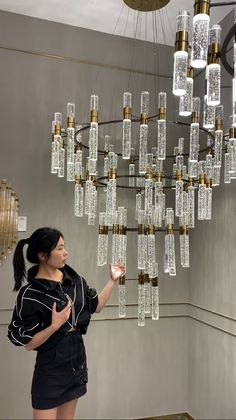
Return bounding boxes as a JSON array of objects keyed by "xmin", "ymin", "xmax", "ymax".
[{"xmin": 50, "ymin": 0, "xmax": 236, "ymax": 326}]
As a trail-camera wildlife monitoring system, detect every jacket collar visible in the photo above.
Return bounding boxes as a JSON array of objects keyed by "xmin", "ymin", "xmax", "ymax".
[{"xmin": 27, "ymin": 264, "xmax": 77, "ymax": 291}]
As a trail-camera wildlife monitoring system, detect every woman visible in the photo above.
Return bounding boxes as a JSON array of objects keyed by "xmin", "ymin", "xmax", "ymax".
[{"xmin": 8, "ymin": 227, "xmax": 125, "ymax": 420}]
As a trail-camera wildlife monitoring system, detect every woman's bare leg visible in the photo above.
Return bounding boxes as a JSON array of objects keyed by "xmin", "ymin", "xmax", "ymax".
[
  {"xmin": 56, "ymin": 398, "xmax": 78, "ymax": 420},
  {"xmin": 33, "ymin": 407, "xmax": 57, "ymax": 419}
]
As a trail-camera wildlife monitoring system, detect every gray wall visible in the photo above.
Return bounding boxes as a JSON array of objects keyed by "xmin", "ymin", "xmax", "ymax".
[
  {"xmin": 0, "ymin": 7, "xmax": 235, "ymax": 420},
  {"xmin": 187, "ymin": 10, "xmax": 236, "ymax": 420},
  {"xmin": 0, "ymin": 9, "xmax": 189, "ymax": 420}
]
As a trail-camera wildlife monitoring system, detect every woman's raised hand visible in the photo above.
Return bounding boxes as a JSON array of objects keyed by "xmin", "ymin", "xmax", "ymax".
[
  {"xmin": 51, "ymin": 302, "xmax": 71, "ymax": 331},
  {"xmin": 109, "ymin": 263, "xmax": 125, "ymax": 282}
]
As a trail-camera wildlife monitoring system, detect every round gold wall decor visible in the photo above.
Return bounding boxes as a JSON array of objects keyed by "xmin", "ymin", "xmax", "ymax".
[{"xmin": 123, "ymin": 0, "xmax": 170, "ymax": 12}]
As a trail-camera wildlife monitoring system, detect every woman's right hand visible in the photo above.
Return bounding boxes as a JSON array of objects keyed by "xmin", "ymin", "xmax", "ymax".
[{"xmin": 51, "ymin": 302, "xmax": 71, "ymax": 331}]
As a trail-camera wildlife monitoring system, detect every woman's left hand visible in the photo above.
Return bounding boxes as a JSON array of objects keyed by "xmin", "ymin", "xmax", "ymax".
[{"xmin": 109, "ymin": 263, "xmax": 125, "ymax": 282}]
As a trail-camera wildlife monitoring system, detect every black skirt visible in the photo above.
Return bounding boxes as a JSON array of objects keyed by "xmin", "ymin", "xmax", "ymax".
[{"xmin": 31, "ymin": 330, "xmax": 88, "ymax": 410}]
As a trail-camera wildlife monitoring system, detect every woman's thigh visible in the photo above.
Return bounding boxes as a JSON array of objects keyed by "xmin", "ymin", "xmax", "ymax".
[
  {"xmin": 56, "ymin": 398, "xmax": 78, "ymax": 420},
  {"xmin": 33, "ymin": 407, "xmax": 57, "ymax": 420}
]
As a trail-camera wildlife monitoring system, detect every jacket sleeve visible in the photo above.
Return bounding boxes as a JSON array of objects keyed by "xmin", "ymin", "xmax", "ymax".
[
  {"xmin": 82, "ymin": 278, "xmax": 98, "ymax": 314},
  {"xmin": 8, "ymin": 288, "xmax": 43, "ymax": 346}
]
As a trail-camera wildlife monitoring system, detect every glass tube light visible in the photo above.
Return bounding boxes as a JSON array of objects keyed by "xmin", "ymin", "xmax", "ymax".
[
  {"xmin": 138, "ymin": 210, "xmax": 147, "ymax": 270},
  {"xmin": 111, "ymin": 212, "xmax": 119, "ymax": 266},
  {"xmin": 203, "ymin": 95, "xmax": 215, "ymax": 128},
  {"xmin": 151, "ymin": 277, "xmax": 159, "ymax": 320},
  {"xmin": 74, "ymin": 177, "xmax": 84, "ymax": 217},
  {"xmin": 205, "ymin": 182, "xmax": 212, "ymax": 220},
  {"xmin": 139, "ymin": 92, "xmax": 149, "ymax": 174},
  {"xmin": 214, "ymin": 105, "xmax": 223, "ymax": 168},
  {"xmin": 54, "ymin": 112, "xmax": 62, "ymax": 171},
  {"xmin": 173, "ymin": 11, "xmax": 190, "ymax": 96},
  {"xmin": 97, "ymin": 212, "xmax": 108, "ymax": 266},
  {"xmin": 74, "ymin": 145, "xmax": 83, "ymax": 177},
  {"xmin": 179, "ymin": 63, "xmax": 193, "ymax": 116},
  {"xmin": 51, "ymin": 121, "xmax": 57, "ymax": 174},
  {"xmin": 122, "ymin": 92, "xmax": 132, "ymax": 159},
  {"xmin": 129, "ymin": 148, "xmax": 135, "ymax": 187},
  {"xmin": 179, "ymin": 224, "xmax": 189, "ymax": 267},
  {"xmin": 165, "ymin": 208, "xmax": 176, "ymax": 276},
  {"xmin": 224, "ymin": 145, "xmax": 231, "ymax": 184},
  {"xmin": 87, "ymin": 184, "xmax": 97, "ymax": 225},
  {"xmin": 206, "ymin": 25, "xmax": 221, "ymax": 106},
  {"xmin": 144, "ymin": 273, "xmax": 151, "ymax": 314},
  {"xmin": 198, "ymin": 175, "xmax": 206, "ymax": 220},
  {"xmin": 138, "ymin": 273, "xmax": 145, "ymax": 327},
  {"xmin": 191, "ymin": 1, "xmax": 210, "ymax": 69},
  {"xmin": 135, "ymin": 190, "xmax": 142, "ymax": 220},
  {"xmin": 178, "ymin": 137, "xmax": 185, "ymax": 155},
  {"xmin": 188, "ymin": 179, "xmax": 195, "ymax": 228},
  {"xmin": 118, "ymin": 275, "xmax": 126, "ymax": 318},
  {"xmin": 144, "ymin": 172, "xmax": 153, "ymax": 214},
  {"xmin": 147, "ymin": 224, "xmax": 156, "ymax": 276},
  {"xmin": 106, "ymin": 176, "xmax": 117, "ymax": 227},
  {"xmin": 67, "ymin": 103, "xmax": 75, "ymax": 165},
  {"xmin": 175, "ymin": 171, "xmax": 183, "ymax": 217},
  {"xmin": 117, "ymin": 207, "xmax": 127, "ymax": 269},
  {"xmin": 157, "ymin": 92, "xmax": 167, "ymax": 159},
  {"xmin": 58, "ymin": 141, "xmax": 65, "ymax": 178},
  {"xmin": 212, "ymin": 164, "xmax": 221, "ymax": 186},
  {"xmin": 189, "ymin": 97, "xmax": 200, "ymax": 162}
]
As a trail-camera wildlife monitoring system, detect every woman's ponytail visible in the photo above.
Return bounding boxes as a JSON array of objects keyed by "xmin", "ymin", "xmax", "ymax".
[{"xmin": 13, "ymin": 239, "xmax": 28, "ymax": 291}]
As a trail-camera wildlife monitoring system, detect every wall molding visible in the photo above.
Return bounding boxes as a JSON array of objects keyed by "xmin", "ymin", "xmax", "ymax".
[
  {"xmin": 0, "ymin": 45, "xmax": 172, "ymax": 79},
  {"xmin": 1, "ymin": 303, "xmax": 235, "ymax": 336}
]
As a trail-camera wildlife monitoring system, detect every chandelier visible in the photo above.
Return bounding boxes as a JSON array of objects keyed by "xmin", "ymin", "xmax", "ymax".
[
  {"xmin": 50, "ymin": 0, "xmax": 236, "ymax": 326},
  {"xmin": 0, "ymin": 180, "xmax": 19, "ymax": 264}
]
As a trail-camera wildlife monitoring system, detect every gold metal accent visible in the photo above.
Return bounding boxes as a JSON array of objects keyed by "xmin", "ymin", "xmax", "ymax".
[
  {"xmin": 199, "ymin": 174, "xmax": 205, "ymax": 185},
  {"xmin": 140, "ymin": 112, "xmax": 148, "ymax": 125},
  {"xmin": 99, "ymin": 225, "xmax": 108, "ymax": 235},
  {"xmin": 123, "ymin": 0, "xmax": 170, "ymax": 12},
  {"xmin": 145, "ymin": 171, "xmax": 153, "ymax": 179},
  {"xmin": 176, "ymin": 170, "xmax": 182, "ymax": 181},
  {"xmin": 112, "ymin": 224, "xmax": 120, "ymax": 234},
  {"xmin": 91, "ymin": 110, "xmax": 98, "ymax": 123},
  {"xmin": 215, "ymin": 118, "xmax": 223, "ymax": 131},
  {"xmin": 151, "ymin": 277, "xmax": 158, "ymax": 287},
  {"xmin": 67, "ymin": 116, "xmax": 75, "ymax": 128},
  {"xmin": 0, "ymin": 180, "xmax": 19, "ymax": 264},
  {"xmin": 156, "ymin": 170, "xmax": 162, "ymax": 183},
  {"xmin": 75, "ymin": 175, "xmax": 83, "ymax": 185},
  {"xmin": 206, "ymin": 179, "xmax": 212, "ymax": 188},
  {"xmin": 147, "ymin": 224, "xmax": 155, "ymax": 235},
  {"xmin": 229, "ymin": 127, "xmax": 236, "ymax": 139},
  {"xmin": 158, "ymin": 107, "xmax": 166, "ymax": 120},
  {"xmin": 55, "ymin": 123, "xmax": 61, "ymax": 136},
  {"xmin": 123, "ymin": 106, "xmax": 131, "ymax": 120},
  {"xmin": 138, "ymin": 272, "xmax": 145, "ymax": 285},
  {"xmin": 194, "ymin": 0, "xmax": 210, "ymax": 16},
  {"xmin": 191, "ymin": 111, "xmax": 199, "ymax": 124},
  {"xmin": 109, "ymin": 168, "xmax": 117, "ymax": 180},
  {"xmin": 179, "ymin": 225, "xmax": 189, "ymax": 235},
  {"xmin": 138, "ymin": 224, "xmax": 146, "ymax": 235},
  {"xmin": 144, "ymin": 273, "xmax": 150, "ymax": 283},
  {"xmin": 175, "ymin": 31, "xmax": 189, "ymax": 53},
  {"xmin": 187, "ymin": 63, "xmax": 193, "ymax": 79},
  {"xmin": 119, "ymin": 275, "xmax": 125, "ymax": 285},
  {"xmin": 166, "ymin": 224, "xmax": 173, "ymax": 234},
  {"xmin": 208, "ymin": 43, "xmax": 221, "ymax": 65}
]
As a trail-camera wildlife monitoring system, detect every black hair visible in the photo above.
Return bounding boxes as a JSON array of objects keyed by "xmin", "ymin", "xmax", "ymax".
[{"xmin": 13, "ymin": 227, "xmax": 63, "ymax": 291}]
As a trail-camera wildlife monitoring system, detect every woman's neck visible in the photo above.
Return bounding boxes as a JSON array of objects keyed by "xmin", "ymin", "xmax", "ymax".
[{"xmin": 35, "ymin": 265, "xmax": 63, "ymax": 282}]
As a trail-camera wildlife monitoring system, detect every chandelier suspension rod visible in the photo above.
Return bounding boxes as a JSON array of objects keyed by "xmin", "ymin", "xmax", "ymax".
[{"xmin": 211, "ymin": 1, "xmax": 236, "ymax": 7}]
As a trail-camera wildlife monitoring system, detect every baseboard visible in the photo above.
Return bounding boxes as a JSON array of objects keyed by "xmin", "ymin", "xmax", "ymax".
[{"xmin": 133, "ymin": 412, "xmax": 194, "ymax": 420}]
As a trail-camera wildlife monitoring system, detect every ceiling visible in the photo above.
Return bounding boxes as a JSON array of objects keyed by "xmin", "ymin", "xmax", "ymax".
[{"xmin": 0, "ymin": 0, "xmax": 234, "ymax": 46}]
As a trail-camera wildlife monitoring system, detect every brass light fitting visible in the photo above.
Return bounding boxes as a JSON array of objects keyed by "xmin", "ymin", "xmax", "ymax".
[{"xmin": 123, "ymin": 0, "xmax": 170, "ymax": 12}]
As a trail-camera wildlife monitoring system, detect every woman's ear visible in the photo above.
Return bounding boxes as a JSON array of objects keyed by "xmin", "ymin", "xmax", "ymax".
[{"xmin": 37, "ymin": 252, "xmax": 46, "ymax": 263}]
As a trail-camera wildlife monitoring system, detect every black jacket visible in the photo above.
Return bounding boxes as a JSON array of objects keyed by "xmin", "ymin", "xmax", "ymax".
[{"xmin": 8, "ymin": 264, "xmax": 98, "ymax": 351}]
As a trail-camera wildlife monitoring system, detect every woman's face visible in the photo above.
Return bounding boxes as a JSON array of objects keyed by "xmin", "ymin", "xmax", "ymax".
[{"xmin": 46, "ymin": 236, "xmax": 68, "ymax": 269}]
